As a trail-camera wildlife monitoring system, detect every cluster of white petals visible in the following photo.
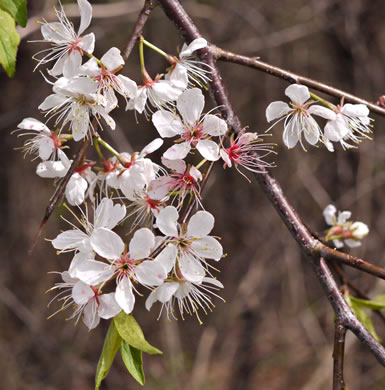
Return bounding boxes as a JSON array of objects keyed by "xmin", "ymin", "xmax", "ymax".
[
  {"xmin": 266, "ymin": 84, "xmax": 373, "ymax": 152},
  {"xmin": 323, "ymin": 204, "xmax": 369, "ymax": 248}
]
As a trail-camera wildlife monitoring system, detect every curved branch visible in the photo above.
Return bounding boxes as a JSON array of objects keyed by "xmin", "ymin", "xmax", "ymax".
[
  {"xmin": 213, "ymin": 47, "xmax": 385, "ymax": 118},
  {"xmin": 157, "ymin": 0, "xmax": 385, "ymax": 367},
  {"xmin": 123, "ymin": 0, "xmax": 158, "ymax": 61}
]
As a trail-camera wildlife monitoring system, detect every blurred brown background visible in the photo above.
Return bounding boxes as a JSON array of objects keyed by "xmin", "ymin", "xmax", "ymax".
[{"xmin": 1, "ymin": 0, "xmax": 385, "ymax": 389}]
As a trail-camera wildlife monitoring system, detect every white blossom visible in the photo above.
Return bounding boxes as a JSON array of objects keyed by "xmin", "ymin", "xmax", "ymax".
[
  {"xmin": 152, "ymin": 88, "xmax": 227, "ymax": 161},
  {"xmin": 266, "ymin": 84, "xmax": 336, "ymax": 150},
  {"xmin": 323, "ymin": 204, "xmax": 369, "ymax": 248},
  {"xmin": 324, "ymin": 103, "xmax": 373, "ymax": 151},
  {"xmin": 34, "ymin": 0, "xmax": 95, "ymax": 78}
]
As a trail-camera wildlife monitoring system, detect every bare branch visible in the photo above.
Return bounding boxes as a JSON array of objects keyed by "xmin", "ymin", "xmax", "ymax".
[
  {"xmin": 213, "ymin": 47, "xmax": 385, "ymax": 118},
  {"xmin": 333, "ymin": 318, "xmax": 347, "ymax": 390},
  {"xmin": 123, "ymin": 0, "xmax": 158, "ymax": 62}
]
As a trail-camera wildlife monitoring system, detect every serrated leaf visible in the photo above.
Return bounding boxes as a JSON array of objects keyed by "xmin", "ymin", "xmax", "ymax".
[
  {"xmin": 345, "ymin": 292, "xmax": 382, "ymax": 342},
  {"xmin": 350, "ymin": 295, "xmax": 385, "ymax": 311},
  {"xmin": 95, "ymin": 321, "xmax": 122, "ymax": 390},
  {"xmin": 114, "ymin": 312, "xmax": 162, "ymax": 355},
  {"xmin": 0, "ymin": 0, "xmax": 27, "ymax": 27},
  {"xmin": 121, "ymin": 341, "xmax": 145, "ymax": 385},
  {"xmin": 0, "ymin": 9, "xmax": 20, "ymax": 77}
]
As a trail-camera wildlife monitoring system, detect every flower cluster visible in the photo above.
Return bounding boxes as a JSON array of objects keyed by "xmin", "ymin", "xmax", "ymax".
[
  {"xmin": 266, "ymin": 84, "xmax": 373, "ymax": 151},
  {"xmin": 323, "ymin": 204, "xmax": 369, "ymax": 248},
  {"xmin": 13, "ymin": 0, "xmax": 275, "ymax": 331}
]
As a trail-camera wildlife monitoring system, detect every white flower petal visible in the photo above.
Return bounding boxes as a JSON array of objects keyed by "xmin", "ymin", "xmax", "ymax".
[
  {"xmin": 202, "ymin": 277, "xmax": 224, "ymax": 289},
  {"xmin": 303, "ymin": 116, "xmax": 320, "ymax": 145},
  {"xmin": 196, "ymin": 139, "xmax": 220, "ymax": 161},
  {"xmin": 90, "ymin": 227, "xmax": 124, "ymax": 260},
  {"xmin": 156, "ymin": 282, "xmax": 179, "ymax": 303},
  {"xmin": 115, "ymin": 278, "xmax": 135, "ymax": 314},
  {"xmin": 169, "ymin": 63, "xmax": 188, "ymax": 90},
  {"xmin": 18, "ymin": 118, "xmax": 50, "ymax": 132},
  {"xmin": 180, "ymin": 38, "xmax": 207, "ymax": 58},
  {"xmin": 154, "ymin": 244, "xmax": 177, "ymax": 274},
  {"xmin": 136, "ymin": 260, "xmax": 167, "ymax": 286},
  {"xmin": 323, "ymin": 204, "xmax": 336, "ymax": 226},
  {"xmin": 152, "ymin": 110, "xmax": 184, "ymax": 138},
  {"xmin": 63, "ymin": 51, "xmax": 82, "ymax": 79},
  {"xmin": 95, "ymin": 198, "xmax": 126, "ymax": 229},
  {"xmin": 78, "ymin": 0, "xmax": 93, "ymax": 35},
  {"xmin": 202, "ymin": 115, "xmax": 228, "ymax": 136},
  {"xmin": 156, "ymin": 206, "xmax": 179, "ymax": 236},
  {"xmin": 98, "ymin": 293, "xmax": 122, "ymax": 318},
  {"xmin": 308, "ymin": 105, "xmax": 336, "ymax": 120},
  {"xmin": 152, "ymin": 80, "xmax": 183, "ymax": 102},
  {"xmin": 178, "ymin": 252, "xmax": 205, "ymax": 283},
  {"xmin": 344, "ymin": 239, "xmax": 362, "ymax": 248},
  {"xmin": 265, "ymin": 101, "xmax": 291, "ymax": 122},
  {"xmin": 351, "ymin": 222, "xmax": 369, "ymax": 239},
  {"xmin": 101, "ymin": 47, "xmax": 124, "ymax": 70},
  {"xmin": 177, "ymin": 88, "xmax": 204, "ymax": 124},
  {"xmin": 163, "ymin": 141, "xmax": 191, "ymax": 160},
  {"xmin": 78, "ymin": 32, "xmax": 95, "ymax": 53},
  {"xmin": 285, "ymin": 84, "xmax": 310, "ymax": 104},
  {"xmin": 187, "ymin": 210, "xmax": 214, "ymax": 238},
  {"xmin": 191, "ymin": 236, "xmax": 223, "ymax": 261},
  {"xmin": 337, "ymin": 211, "xmax": 351, "ymax": 224},
  {"xmin": 129, "ymin": 228, "xmax": 155, "ymax": 260},
  {"xmin": 282, "ymin": 120, "xmax": 299, "ymax": 149},
  {"xmin": 70, "ymin": 258, "xmax": 114, "ymax": 285},
  {"xmin": 141, "ymin": 138, "xmax": 164, "ymax": 157},
  {"xmin": 83, "ymin": 299, "xmax": 100, "ymax": 329},
  {"xmin": 72, "ymin": 281, "xmax": 93, "ymax": 305},
  {"xmin": 65, "ymin": 173, "xmax": 88, "ymax": 206},
  {"xmin": 117, "ymin": 75, "xmax": 137, "ymax": 98}
]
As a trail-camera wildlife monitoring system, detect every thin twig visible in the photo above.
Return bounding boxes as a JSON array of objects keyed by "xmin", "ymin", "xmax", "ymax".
[
  {"xmin": 123, "ymin": 0, "xmax": 158, "ymax": 62},
  {"xmin": 213, "ymin": 47, "xmax": 385, "ymax": 118},
  {"xmin": 333, "ymin": 318, "xmax": 347, "ymax": 390}
]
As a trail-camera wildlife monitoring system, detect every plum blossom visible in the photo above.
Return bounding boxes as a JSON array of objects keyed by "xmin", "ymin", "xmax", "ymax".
[
  {"xmin": 149, "ymin": 157, "xmax": 202, "ymax": 209},
  {"xmin": 220, "ymin": 131, "xmax": 275, "ymax": 181},
  {"xmin": 36, "ymin": 149, "xmax": 71, "ymax": 178},
  {"xmin": 81, "ymin": 47, "xmax": 137, "ymax": 110},
  {"xmin": 323, "ymin": 103, "xmax": 373, "ymax": 151},
  {"xmin": 127, "ymin": 75, "xmax": 183, "ymax": 116},
  {"xmin": 266, "ymin": 84, "xmax": 336, "ymax": 150},
  {"xmin": 50, "ymin": 272, "xmax": 121, "ymax": 330},
  {"xmin": 323, "ymin": 204, "xmax": 369, "ymax": 248},
  {"xmin": 145, "ymin": 276, "xmax": 224, "ymax": 323},
  {"xmin": 114, "ymin": 138, "xmax": 164, "ymax": 200},
  {"xmin": 155, "ymin": 206, "xmax": 223, "ymax": 283},
  {"xmin": 152, "ymin": 88, "xmax": 227, "ymax": 161},
  {"xmin": 52, "ymin": 197, "xmax": 126, "ymax": 256},
  {"xmin": 69, "ymin": 227, "xmax": 171, "ymax": 314},
  {"xmin": 65, "ymin": 161, "xmax": 97, "ymax": 206},
  {"xmin": 39, "ymin": 76, "xmax": 116, "ymax": 141},
  {"xmin": 15, "ymin": 118, "xmax": 66, "ymax": 161},
  {"xmin": 34, "ymin": 0, "xmax": 95, "ymax": 78},
  {"xmin": 167, "ymin": 38, "xmax": 211, "ymax": 89}
]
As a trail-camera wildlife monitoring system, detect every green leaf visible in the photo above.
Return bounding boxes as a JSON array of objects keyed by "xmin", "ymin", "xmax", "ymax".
[
  {"xmin": 120, "ymin": 341, "xmax": 145, "ymax": 386},
  {"xmin": 345, "ymin": 292, "xmax": 382, "ymax": 342},
  {"xmin": 350, "ymin": 295, "xmax": 385, "ymax": 311},
  {"xmin": 0, "ymin": 9, "xmax": 20, "ymax": 77},
  {"xmin": 95, "ymin": 321, "xmax": 122, "ymax": 390},
  {"xmin": 0, "ymin": 0, "xmax": 27, "ymax": 27},
  {"xmin": 114, "ymin": 312, "xmax": 162, "ymax": 355}
]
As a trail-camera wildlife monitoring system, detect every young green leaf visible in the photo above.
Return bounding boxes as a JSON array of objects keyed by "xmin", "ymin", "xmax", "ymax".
[
  {"xmin": 345, "ymin": 292, "xmax": 382, "ymax": 342},
  {"xmin": 350, "ymin": 295, "xmax": 385, "ymax": 311},
  {"xmin": 95, "ymin": 321, "xmax": 122, "ymax": 390},
  {"xmin": 0, "ymin": 0, "xmax": 27, "ymax": 27},
  {"xmin": 0, "ymin": 9, "xmax": 20, "ymax": 77},
  {"xmin": 120, "ymin": 341, "xmax": 145, "ymax": 385},
  {"xmin": 114, "ymin": 312, "xmax": 162, "ymax": 355}
]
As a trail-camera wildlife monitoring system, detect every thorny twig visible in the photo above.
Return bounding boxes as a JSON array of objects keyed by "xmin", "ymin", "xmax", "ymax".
[{"xmin": 156, "ymin": 0, "xmax": 385, "ymax": 384}]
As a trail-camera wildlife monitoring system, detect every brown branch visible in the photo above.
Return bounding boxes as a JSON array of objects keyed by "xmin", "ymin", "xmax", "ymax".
[
  {"xmin": 333, "ymin": 318, "xmax": 347, "ymax": 390},
  {"xmin": 29, "ymin": 138, "xmax": 90, "ymax": 254},
  {"xmin": 213, "ymin": 47, "xmax": 385, "ymax": 118},
  {"xmin": 318, "ymin": 243, "xmax": 385, "ymax": 280},
  {"xmin": 122, "ymin": 0, "xmax": 158, "ymax": 62},
  {"xmin": 156, "ymin": 0, "xmax": 385, "ymax": 368}
]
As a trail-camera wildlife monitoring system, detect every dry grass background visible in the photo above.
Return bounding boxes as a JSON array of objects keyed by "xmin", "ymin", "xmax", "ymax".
[{"xmin": 1, "ymin": 0, "xmax": 385, "ymax": 389}]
